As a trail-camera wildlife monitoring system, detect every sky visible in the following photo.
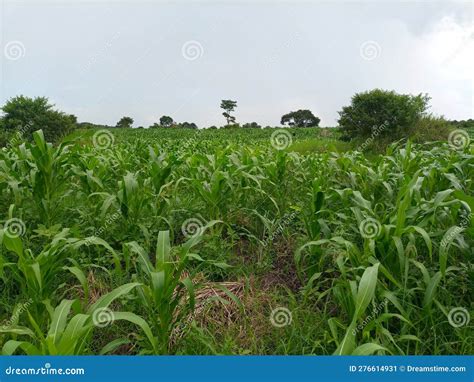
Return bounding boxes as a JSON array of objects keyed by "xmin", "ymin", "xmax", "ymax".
[{"xmin": 0, "ymin": 0, "xmax": 473, "ymax": 127}]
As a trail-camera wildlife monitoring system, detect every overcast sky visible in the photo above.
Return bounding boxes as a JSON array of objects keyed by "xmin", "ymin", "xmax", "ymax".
[{"xmin": 0, "ymin": 0, "xmax": 472, "ymax": 127}]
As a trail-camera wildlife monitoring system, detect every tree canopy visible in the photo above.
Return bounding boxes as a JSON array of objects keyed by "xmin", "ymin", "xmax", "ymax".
[
  {"xmin": 337, "ymin": 89, "xmax": 430, "ymax": 139},
  {"xmin": 1, "ymin": 95, "xmax": 77, "ymax": 142},
  {"xmin": 280, "ymin": 109, "xmax": 320, "ymax": 128},
  {"xmin": 116, "ymin": 116, "xmax": 134, "ymax": 128},
  {"xmin": 220, "ymin": 100, "xmax": 237, "ymax": 125}
]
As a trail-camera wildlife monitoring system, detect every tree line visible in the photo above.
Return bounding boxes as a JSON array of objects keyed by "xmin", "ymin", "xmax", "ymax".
[{"xmin": 1, "ymin": 90, "xmax": 471, "ymax": 145}]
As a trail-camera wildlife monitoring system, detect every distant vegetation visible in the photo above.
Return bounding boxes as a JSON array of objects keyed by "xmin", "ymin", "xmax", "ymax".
[
  {"xmin": 0, "ymin": 96, "xmax": 76, "ymax": 144},
  {"xmin": 0, "ymin": 91, "xmax": 471, "ymax": 150},
  {"xmin": 280, "ymin": 109, "xmax": 320, "ymax": 127}
]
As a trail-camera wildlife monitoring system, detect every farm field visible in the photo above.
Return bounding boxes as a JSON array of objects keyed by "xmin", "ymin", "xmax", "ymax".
[{"xmin": 0, "ymin": 127, "xmax": 472, "ymax": 355}]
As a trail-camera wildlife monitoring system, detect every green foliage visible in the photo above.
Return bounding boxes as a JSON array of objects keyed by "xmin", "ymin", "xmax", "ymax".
[
  {"xmin": 338, "ymin": 89, "xmax": 430, "ymax": 140},
  {"xmin": 280, "ymin": 109, "xmax": 320, "ymax": 127},
  {"xmin": 242, "ymin": 122, "xmax": 261, "ymax": 129},
  {"xmin": 449, "ymin": 119, "xmax": 474, "ymax": 130},
  {"xmin": 1, "ymin": 95, "xmax": 77, "ymax": 143},
  {"xmin": 220, "ymin": 100, "xmax": 238, "ymax": 125},
  {"xmin": 159, "ymin": 116, "xmax": 174, "ymax": 127},
  {"xmin": 0, "ymin": 127, "xmax": 472, "ymax": 356},
  {"xmin": 410, "ymin": 115, "xmax": 452, "ymax": 143},
  {"xmin": 116, "ymin": 116, "xmax": 134, "ymax": 128}
]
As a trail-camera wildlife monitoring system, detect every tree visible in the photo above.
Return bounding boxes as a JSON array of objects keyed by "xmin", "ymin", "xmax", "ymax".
[
  {"xmin": 179, "ymin": 122, "xmax": 198, "ymax": 129},
  {"xmin": 220, "ymin": 100, "xmax": 237, "ymax": 125},
  {"xmin": 116, "ymin": 116, "xmax": 134, "ymax": 128},
  {"xmin": 280, "ymin": 109, "xmax": 320, "ymax": 128},
  {"xmin": 242, "ymin": 122, "xmax": 261, "ymax": 129},
  {"xmin": 337, "ymin": 89, "xmax": 430, "ymax": 139},
  {"xmin": 159, "ymin": 115, "xmax": 174, "ymax": 127},
  {"xmin": 1, "ymin": 95, "xmax": 77, "ymax": 142}
]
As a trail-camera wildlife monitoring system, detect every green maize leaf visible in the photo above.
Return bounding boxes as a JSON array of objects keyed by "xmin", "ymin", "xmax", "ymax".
[
  {"xmin": 155, "ymin": 230, "xmax": 171, "ymax": 269},
  {"xmin": 48, "ymin": 299, "xmax": 76, "ymax": 345},
  {"xmin": 88, "ymin": 283, "xmax": 141, "ymax": 314},
  {"xmin": 111, "ymin": 312, "xmax": 158, "ymax": 353},
  {"xmin": 354, "ymin": 263, "xmax": 380, "ymax": 320},
  {"xmin": 2, "ymin": 340, "xmax": 41, "ymax": 355},
  {"xmin": 352, "ymin": 343, "xmax": 388, "ymax": 355}
]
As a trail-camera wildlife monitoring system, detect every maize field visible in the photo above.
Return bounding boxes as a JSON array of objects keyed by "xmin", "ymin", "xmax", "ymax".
[{"xmin": 0, "ymin": 128, "xmax": 472, "ymax": 355}]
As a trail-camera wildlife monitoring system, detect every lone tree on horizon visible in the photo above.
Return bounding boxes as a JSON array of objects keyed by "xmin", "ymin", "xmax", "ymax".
[
  {"xmin": 280, "ymin": 109, "xmax": 320, "ymax": 128},
  {"xmin": 220, "ymin": 99, "xmax": 237, "ymax": 125},
  {"xmin": 116, "ymin": 116, "xmax": 134, "ymax": 128}
]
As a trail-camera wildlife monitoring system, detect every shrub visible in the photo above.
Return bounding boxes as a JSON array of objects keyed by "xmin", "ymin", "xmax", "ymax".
[
  {"xmin": 222, "ymin": 123, "xmax": 240, "ymax": 129},
  {"xmin": 1, "ymin": 95, "xmax": 77, "ymax": 143},
  {"xmin": 178, "ymin": 122, "xmax": 198, "ymax": 129},
  {"xmin": 242, "ymin": 122, "xmax": 262, "ymax": 129},
  {"xmin": 338, "ymin": 89, "xmax": 430, "ymax": 140},
  {"xmin": 116, "ymin": 116, "xmax": 134, "ymax": 128},
  {"xmin": 410, "ymin": 115, "xmax": 452, "ymax": 143}
]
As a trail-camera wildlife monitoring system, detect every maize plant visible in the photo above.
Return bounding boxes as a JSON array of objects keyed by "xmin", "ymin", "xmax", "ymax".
[{"xmin": 0, "ymin": 128, "xmax": 472, "ymax": 355}]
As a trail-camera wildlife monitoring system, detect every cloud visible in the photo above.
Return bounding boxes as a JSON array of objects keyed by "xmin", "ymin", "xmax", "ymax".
[{"xmin": 1, "ymin": 1, "xmax": 472, "ymax": 126}]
